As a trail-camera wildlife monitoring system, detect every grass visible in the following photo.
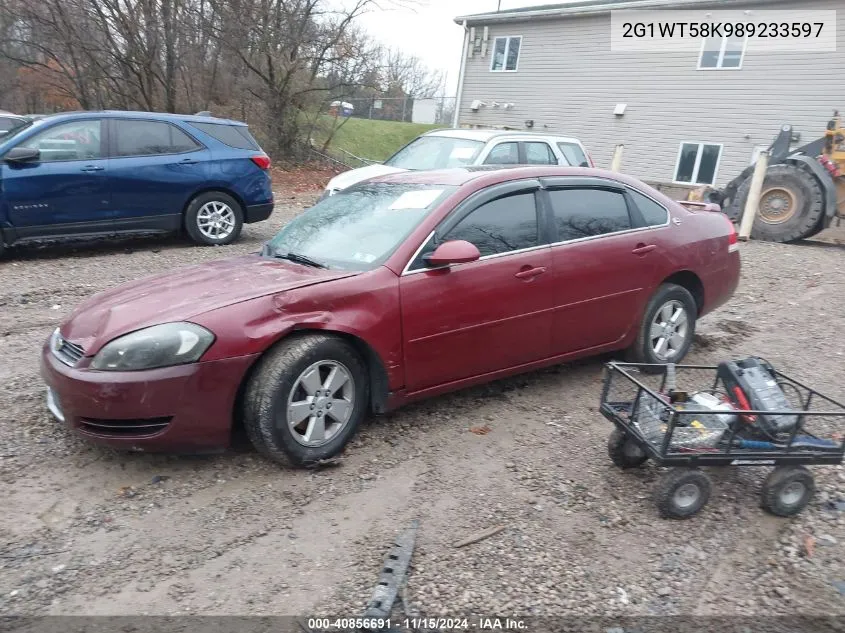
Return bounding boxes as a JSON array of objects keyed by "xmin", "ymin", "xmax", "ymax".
[{"xmin": 316, "ymin": 116, "xmax": 444, "ymax": 162}]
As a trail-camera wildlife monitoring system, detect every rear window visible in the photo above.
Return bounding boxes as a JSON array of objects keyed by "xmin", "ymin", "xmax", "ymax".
[
  {"xmin": 557, "ymin": 142, "xmax": 589, "ymax": 167},
  {"xmin": 190, "ymin": 122, "xmax": 260, "ymax": 150}
]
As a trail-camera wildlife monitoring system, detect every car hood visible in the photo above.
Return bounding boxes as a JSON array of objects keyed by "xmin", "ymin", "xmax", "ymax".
[
  {"xmin": 61, "ymin": 254, "xmax": 356, "ymax": 353},
  {"xmin": 325, "ymin": 163, "xmax": 407, "ymax": 192}
]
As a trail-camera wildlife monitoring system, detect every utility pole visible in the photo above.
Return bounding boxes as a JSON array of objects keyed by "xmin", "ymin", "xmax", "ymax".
[{"xmin": 497, "ymin": 0, "xmax": 502, "ymax": 10}]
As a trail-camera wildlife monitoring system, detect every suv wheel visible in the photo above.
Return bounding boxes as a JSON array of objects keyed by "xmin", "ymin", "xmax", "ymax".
[{"xmin": 185, "ymin": 192, "xmax": 244, "ymax": 245}]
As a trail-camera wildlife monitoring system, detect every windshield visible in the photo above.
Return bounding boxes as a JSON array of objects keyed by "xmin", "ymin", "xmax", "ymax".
[
  {"xmin": 0, "ymin": 117, "xmax": 31, "ymax": 141},
  {"xmin": 265, "ymin": 183, "xmax": 455, "ymax": 271},
  {"xmin": 385, "ymin": 136, "xmax": 483, "ymax": 170}
]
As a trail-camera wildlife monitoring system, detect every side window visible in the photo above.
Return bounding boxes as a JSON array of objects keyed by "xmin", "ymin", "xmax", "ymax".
[
  {"xmin": 19, "ymin": 120, "xmax": 102, "ymax": 162},
  {"xmin": 524, "ymin": 142, "xmax": 556, "ymax": 165},
  {"xmin": 628, "ymin": 189, "xmax": 668, "ymax": 227},
  {"xmin": 114, "ymin": 120, "xmax": 201, "ymax": 157},
  {"xmin": 444, "ymin": 192, "xmax": 538, "ymax": 258},
  {"xmin": 483, "ymin": 142, "xmax": 519, "ymax": 165},
  {"xmin": 557, "ymin": 142, "xmax": 589, "ymax": 167},
  {"xmin": 547, "ymin": 188, "xmax": 631, "ymax": 242}
]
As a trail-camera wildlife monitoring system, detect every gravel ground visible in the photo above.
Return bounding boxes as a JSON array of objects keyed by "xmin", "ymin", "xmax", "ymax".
[{"xmin": 1, "ymin": 192, "xmax": 844, "ymax": 621}]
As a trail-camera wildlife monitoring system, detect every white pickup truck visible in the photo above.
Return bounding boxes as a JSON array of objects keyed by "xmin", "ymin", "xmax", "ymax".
[{"xmin": 320, "ymin": 128, "xmax": 593, "ymax": 199}]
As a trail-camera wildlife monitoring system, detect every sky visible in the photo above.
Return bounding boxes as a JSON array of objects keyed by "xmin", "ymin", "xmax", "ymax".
[{"xmin": 357, "ymin": 0, "xmax": 546, "ymax": 94}]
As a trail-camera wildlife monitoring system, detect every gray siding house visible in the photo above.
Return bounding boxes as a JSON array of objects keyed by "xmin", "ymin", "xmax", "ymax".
[{"xmin": 452, "ymin": 0, "xmax": 845, "ymax": 189}]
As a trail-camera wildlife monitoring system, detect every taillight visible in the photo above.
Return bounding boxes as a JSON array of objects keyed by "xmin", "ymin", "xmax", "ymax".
[
  {"xmin": 726, "ymin": 214, "xmax": 739, "ymax": 252},
  {"xmin": 251, "ymin": 154, "xmax": 271, "ymax": 170}
]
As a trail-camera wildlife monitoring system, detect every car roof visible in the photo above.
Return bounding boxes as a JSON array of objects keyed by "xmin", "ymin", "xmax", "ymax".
[
  {"xmin": 368, "ymin": 165, "xmax": 652, "ymax": 190},
  {"xmin": 17, "ymin": 110, "xmax": 247, "ymax": 126},
  {"xmin": 423, "ymin": 127, "xmax": 583, "ymax": 144}
]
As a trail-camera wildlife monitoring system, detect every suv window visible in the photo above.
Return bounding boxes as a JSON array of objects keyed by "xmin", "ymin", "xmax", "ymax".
[
  {"xmin": 524, "ymin": 142, "xmax": 556, "ymax": 165},
  {"xmin": 19, "ymin": 120, "xmax": 102, "ymax": 162},
  {"xmin": 115, "ymin": 120, "xmax": 200, "ymax": 157},
  {"xmin": 484, "ymin": 142, "xmax": 519, "ymax": 165},
  {"xmin": 444, "ymin": 192, "xmax": 538, "ymax": 257},
  {"xmin": 628, "ymin": 189, "xmax": 668, "ymax": 226},
  {"xmin": 190, "ymin": 122, "xmax": 260, "ymax": 150},
  {"xmin": 547, "ymin": 188, "xmax": 631, "ymax": 242},
  {"xmin": 557, "ymin": 142, "xmax": 589, "ymax": 167}
]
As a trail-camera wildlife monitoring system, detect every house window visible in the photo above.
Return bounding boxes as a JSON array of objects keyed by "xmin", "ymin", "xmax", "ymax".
[
  {"xmin": 674, "ymin": 142, "xmax": 722, "ymax": 185},
  {"xmin": 491, "ymin": 36, "xmax": 521, "ymax": 72},
  {"xmin": 698, "ymin": 36, "xmax": 746, "ymax": 69}
]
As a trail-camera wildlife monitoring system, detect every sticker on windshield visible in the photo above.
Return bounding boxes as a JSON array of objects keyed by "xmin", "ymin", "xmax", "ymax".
[
  {"xmin": 450, "ymin": 147, "xmax": 476, "ymax": 160},
  {"xmin": 388, "ymin": 189, "xmax": 443, "ymax": 210}
]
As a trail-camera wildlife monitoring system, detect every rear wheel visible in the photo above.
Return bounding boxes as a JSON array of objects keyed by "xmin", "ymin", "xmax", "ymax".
[
  {"xmin": 185, "ymin": 192, "xmax": 244, "ymax": 246},
  {"xmin": 627, "ymin": 283, "xmax": 697, "ymax": 370},
  {"xmin": 733, "ymin": 164, "xmax": 826, "ymax": 243},
  {"xmin": 607, "ymin": 428, "xmax": 648, "ymax": 469}
]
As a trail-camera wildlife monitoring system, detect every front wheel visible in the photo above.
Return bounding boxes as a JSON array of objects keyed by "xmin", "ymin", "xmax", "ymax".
[
  {"xmin": 185, "ymin": 192, "xmax": 244, "ymax": 245},
  {"xmin": 655, "ymin": 469, "xmax": 711, "ymax": 519},
  {"xmin": 627, "ymin": 283, "xmax": 697, "ymax": 369},
  {"xmin": 243, "ymin": 334, "xmax": 369, "ymax": 467},
  {"xmin": 761, "ymin": 465, "xmax": 814, "ymax": 517}
]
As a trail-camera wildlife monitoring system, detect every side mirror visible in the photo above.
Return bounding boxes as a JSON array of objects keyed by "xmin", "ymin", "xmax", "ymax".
[
  {"xmin": 4, "ymin": 146, "xmax": 40, "ymax": 163},
  {"xmin": 423, "ymin": 240, "xmax": 481, "ymax": 267}
]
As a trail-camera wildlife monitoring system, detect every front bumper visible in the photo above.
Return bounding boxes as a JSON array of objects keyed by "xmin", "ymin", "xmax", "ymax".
[
  {"xmin": 244, "ymin": 202, "xmax": 274, "ymax": 224},
  {"xmin": 40, "ymin": 343, "xmax": 260, "ymax": 452}
]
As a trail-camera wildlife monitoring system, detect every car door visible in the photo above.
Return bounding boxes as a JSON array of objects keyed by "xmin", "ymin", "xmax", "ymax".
[
  {"xmin": 2, "ymin": 118, "xmax": 110, "ymax": 235},
  {"xmin": 540, "ymin": 178, "xmax": 662, "ymax": 355},
  {"xmin": 399, "ymin": 182, "xmax": 554, "ymax": 392},
  {"xmin": 108, "ymin": 118, "xmax": 210, "ymax": 230}
]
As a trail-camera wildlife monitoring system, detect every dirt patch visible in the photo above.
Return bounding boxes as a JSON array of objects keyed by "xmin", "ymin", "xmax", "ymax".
[{"xmin": 1, "ymin": 201, "xmax": 844, "ymax": 617}]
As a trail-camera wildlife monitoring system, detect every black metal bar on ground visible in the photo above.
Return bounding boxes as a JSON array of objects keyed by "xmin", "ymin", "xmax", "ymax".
[{"xmin": 362, "ymin": 519, "xmax": 420, "ymax": 630}]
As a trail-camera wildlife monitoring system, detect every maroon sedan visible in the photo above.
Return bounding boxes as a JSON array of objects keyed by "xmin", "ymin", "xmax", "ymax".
[{"xmin": 41, "ymin": 166, "xmax": 740, "ymax": 467}]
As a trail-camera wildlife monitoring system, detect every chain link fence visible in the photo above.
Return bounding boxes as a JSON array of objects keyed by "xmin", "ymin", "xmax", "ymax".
[{"xmin": 329, "ymin": 96, "xmax": 456, "ymax": 125}]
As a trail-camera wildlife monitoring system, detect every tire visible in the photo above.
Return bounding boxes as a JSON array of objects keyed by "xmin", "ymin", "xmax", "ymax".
[
  {"xmin": 761, "ymin": 465, "xmax": 815, "ymax": 517},
  {"xmin": 655, "ymin": 469, "xmax": 711, "ymax": 519},
  {"xmin": 733, "ymin": 164, "xmax": 826, "ymax": 243},
  {"xmin": 627, "ymin": 283, "xmax": 697, "ymax": 370},
  {"xmin": 243, "ymin": 334, "xmax": 369, "ymax": 468},
  {"xmin": 607, "ymin": 428, "xmax": 648, "ymax": 469},
  {"xmin": 184, "ymin": 191, "xmax": 244, "ymax": 246}
]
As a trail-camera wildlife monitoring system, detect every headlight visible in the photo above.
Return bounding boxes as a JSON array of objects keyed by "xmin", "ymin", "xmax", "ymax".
[{"xmin": 90, "ymin": 322, "xmax": 215, "ymax": 371}]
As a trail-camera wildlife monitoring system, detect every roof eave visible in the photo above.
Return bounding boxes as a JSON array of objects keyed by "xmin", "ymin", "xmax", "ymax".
[{"xmin": 453, "ymin": 0, "xmax": 793, "ymax": 25}]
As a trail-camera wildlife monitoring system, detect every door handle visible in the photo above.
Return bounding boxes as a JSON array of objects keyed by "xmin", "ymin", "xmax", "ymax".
[
  {"xmin": 179, "ymin": 158, "xmax": 198, "ymax": 165},
  {"xmin": 80, "ymin": 165, "xmax": 104, "ymax": 172},
  {"xmin": 632, "ymin": 243, "xmax": 656, "ymax": 256},
  {"xmin": 514, "ymin": 266, "xmax": 547, "ymax": 280}
]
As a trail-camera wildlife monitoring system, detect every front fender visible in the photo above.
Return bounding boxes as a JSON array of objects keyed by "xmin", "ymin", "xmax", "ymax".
[{"xmin": 192, "ymin": 267, "xmax": 404, "ymax": 391}]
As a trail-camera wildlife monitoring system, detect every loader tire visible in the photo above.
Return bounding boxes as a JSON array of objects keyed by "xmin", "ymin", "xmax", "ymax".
[{"xmin": 733, "ymin": 164, "xmax": 825, "ymax": 243}]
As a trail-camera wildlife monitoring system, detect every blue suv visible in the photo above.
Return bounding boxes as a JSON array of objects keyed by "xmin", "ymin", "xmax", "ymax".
[{"xmin": 0, "ymin": 111, "xmax": 274, "ymax": 254}]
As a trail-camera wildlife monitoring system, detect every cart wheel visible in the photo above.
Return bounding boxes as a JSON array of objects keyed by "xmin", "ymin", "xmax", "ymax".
[
  {"xmin": 761, "ymin": 465, "xmax": 815, "ymax": 517},
  {"xmin": 655, "ymin": 469, "xmax": 711, "ymax": 519},
  {"xmin": 607, "ymin": 428, "xmax": 648, "ymax": 469}
]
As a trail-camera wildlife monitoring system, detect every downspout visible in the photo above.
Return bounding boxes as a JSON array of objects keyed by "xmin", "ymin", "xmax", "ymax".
[{"xmin": 452, "ymin": 20, "xmax": 469, "ymax": 128}]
